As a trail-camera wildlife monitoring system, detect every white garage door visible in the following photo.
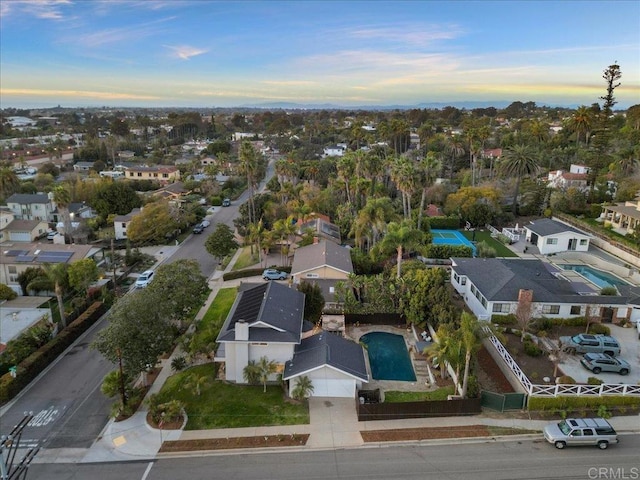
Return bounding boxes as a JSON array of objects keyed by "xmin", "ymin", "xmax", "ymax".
[
  {"xmin": 10, "ymin": 232, "xmax": 31, "ymax": 242},
  {"xmin": 312, "ymin": 379, "xmax": 355, "ymax": 398}
]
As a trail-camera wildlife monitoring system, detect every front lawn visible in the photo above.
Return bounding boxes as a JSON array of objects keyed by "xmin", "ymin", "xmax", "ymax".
[
  {"xmin": 461, "ymin": 230, "xmax": 518, "ymax": 257},
  {"xmin": 232, "ymin": 246, "xmax": 260, "ymax": 270},
  {"xmin": 384, "ymin": 386, "xmax": 456, "ymax": 403},
  {"xmin": 156, "ymin": 364, "xmax": 310, "ymax": 429},
  {"xmin": 193, "ymin": 287, "xmax": 237, "ymax": 348}
]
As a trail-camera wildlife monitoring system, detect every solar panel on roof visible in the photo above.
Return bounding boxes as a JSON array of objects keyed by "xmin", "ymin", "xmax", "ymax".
[
  {"xmin": 5, "ymin": 250, "xmax": 29, "ymax": 256},
  {"xmin": 15, "ymin": 255, "xmax": 35, "ymax": 262},
  {"xmin": 36, "ymin": 251, "xmax": 73, "ymax": 262}
]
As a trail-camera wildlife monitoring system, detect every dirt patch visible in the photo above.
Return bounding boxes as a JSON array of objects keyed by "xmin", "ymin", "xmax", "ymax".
[
  {"xmin": 476, "ymin": 346, "xmax": 515, "ymax": 393},
  {"xmin": 159, "ymin": 434, "xmax": 309, "ymax": 452},
  {"xmin": 361, "ymin": 425, "xmax": 534, "ymax": 442}
]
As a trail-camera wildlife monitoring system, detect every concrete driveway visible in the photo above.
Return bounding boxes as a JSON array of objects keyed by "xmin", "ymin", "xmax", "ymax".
[{"xmin": 558, "ymin": 323, "xmax": 640, "ymax": 384}]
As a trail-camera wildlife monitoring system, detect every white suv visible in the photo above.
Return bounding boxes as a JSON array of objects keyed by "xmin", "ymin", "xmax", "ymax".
[{"xmin": 135, "ymin": 270, "xmax": 155, "ymax": 288}]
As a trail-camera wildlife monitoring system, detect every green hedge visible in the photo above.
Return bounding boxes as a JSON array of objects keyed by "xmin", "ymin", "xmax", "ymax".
[
  {"xmin": 0, "ymin": 302, "xmax": 106, "ymax": 404},
  {"xmin": 426, "ymin": 216, "xmax": 461, "ymax": 230},
  {"xmin": 423, "ymin": 244, "xmax": 472, "ymax": 259},
  {"xmin": 492, "ymin": 314, "xmax": 517, "ymax": 325},
  {"xmin": 222, "ymin": 266, "xmax": 292, "ymax": 282},
  {"xmin": 528, "ymin": 395, "xmax": 640, "ymax": 412}
]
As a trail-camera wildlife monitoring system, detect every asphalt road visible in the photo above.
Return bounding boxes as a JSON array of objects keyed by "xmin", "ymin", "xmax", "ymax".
[
  {"xmin": 0, "ymin": 315, "xmax": 113, "ymax": 450},
  {"xmin": 26, "ymin": 435, "xmax": 640, "ymax": 480}
]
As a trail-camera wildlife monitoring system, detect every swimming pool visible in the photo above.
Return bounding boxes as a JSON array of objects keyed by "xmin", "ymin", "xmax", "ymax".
[
  {"xmin": 431, "ymin": 229, "xmax": 477, "ymax": 256},
  {"xmin": 360, "ymin": 332, "xmax": 417, "ymax": 381},
  {"xmin": 558, "ymin": 264, "xmax": 631, "ymax": 289}
]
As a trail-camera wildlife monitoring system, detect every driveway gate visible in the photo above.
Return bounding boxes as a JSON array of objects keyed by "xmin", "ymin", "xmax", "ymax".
[{"xmin": 481, "ymin": 390, "xmax": 526, "ymax": 412}]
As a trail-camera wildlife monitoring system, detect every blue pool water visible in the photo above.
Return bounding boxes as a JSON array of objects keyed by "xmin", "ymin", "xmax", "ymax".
[
  {"xmin": 360, "ymin": 332, "xmax": 417, "ymax": 381},
  {"xmin": 559, "ymin": 264, "xmax": 631, "ymax": 289},
  {"xmin": 431, "ymin": 229, "xmax": 477, "ymax": 256}
]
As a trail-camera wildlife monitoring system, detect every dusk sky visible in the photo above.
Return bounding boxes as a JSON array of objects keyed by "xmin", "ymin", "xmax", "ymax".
[{"xmin": 1, "ymin": 0, "xmax": 639, "ymax": 109}]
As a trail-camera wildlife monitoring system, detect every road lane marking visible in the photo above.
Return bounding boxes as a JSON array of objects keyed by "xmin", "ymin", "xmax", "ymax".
[
  {"xmin": 27, "ymin": 406, "xmax": 59, "ymax": 427},
  {"xmin": 141, "ymin": 462, "xmax": 153, "ymax": 480}
]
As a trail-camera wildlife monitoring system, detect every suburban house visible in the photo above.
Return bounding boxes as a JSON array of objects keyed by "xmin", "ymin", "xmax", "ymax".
[
  {"xmin": 6, "ymin": 193, "xmax": 55, "ymax": 222},
  {"xmin": 298, "ymin": 214, "xmax": 341, "ymax": 244},
  {"xmin": 216, "ymin": 281, "xmax": 368, "ymax": 398},
  {"xmin": 0, "ymin": 296, "xmax": 53, "ymax": 354},
  {"xmin": 113, "ymin": 207, "xmax": 141, "ymax": 240},
  {"xmin": 600, "ymin": 196, "xmax": 640, "ymax": 235},
  {"xmin": 201, "ymin": 156, "xmax": 217, "ymax": 167},
  {"xmin": 0, "ymin": 243, "xmax": 102, "ymax": 293},
  {"xmin": 524, "ymin": 218, "xmax": 591, "ymax": 255},
  {"xmin": 2, "ymin": 219, "xmax": 48, "ymax": 242},
  {"xmin": 322, "ymin": 144, "xmax": 347, "ymax": 157},
  {"xmin": 450, "ymin": 257, "xmax": 632, "ymax": 324},
  {"xmin": 0, "ymin": 210, "xmax": 15, "ymax": 242},
  {"xmin": 283, "ymin": 331, "xmax": 369, "ymax": 398},
  {"xmin": 290, "ymin": 239, "xmax": 353, "ymax": 308},
  {"xmin": 547, "ymin": 164, "xmax": 590, "ymax": 192},
  {"xmin": 124, "ymin": 165, "xmax": 180, "ymax": 184},
  {"xmin": 73, "ymin": 161, "xmax": 95, "ymax": 172},
  {"xmin": 151, "ymin": 182, "xmax": 191, "ymax": 204}
]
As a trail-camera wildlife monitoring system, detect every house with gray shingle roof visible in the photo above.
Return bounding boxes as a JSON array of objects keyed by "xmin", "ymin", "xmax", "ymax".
[
  {"xmin": 290, "ymin": 239, "xmax": 353, "ymax": 307},
  {"xmin": 451, "ymin": 258, "xmax": 631, "ymax": 324},
  {"xmin": 6, "ymin": 193, "xmax": 55, "ymax": 222},
  {"xmin": 216, "ymin": 281, "xmax": 367, "ymax": 397},
  {"xmin": 524, "ymin": 218, "xmax": 591, "ymax": 255},
  {"xmin": 283, "ymin": 332, "xmax": 368, "ymax": 398}
]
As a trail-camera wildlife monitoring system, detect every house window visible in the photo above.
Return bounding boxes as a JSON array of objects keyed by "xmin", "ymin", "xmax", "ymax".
[
  {"xmin": 162, "ymin": 173, "xmax": 168, "ymax": 178},
  {"xmin": 153, "ymin": 173, "xmax": 158, "ymax": 177},
  {"xmin": 481, "ymin": 297, "xmax": 487, "ymax": 308},
  {"xmin": 471, "ymin": 284, "xmax": 477, "ymax": 295},
  {"xmin": 546, "ymin": 238, "xmax": 558, "ymax": 245},
  {"xmin": 121, "ymin": 223, "xmax": 126, "ymax": 228},
  {"xmin": 580, "ymin": 239, "xmax": 587, "ymax": 245},
  {"xmin": 129, "ymin": 172, "xmax": 134, "ymax": 177},
  {"xmin": 137, "ymin": 172, "xmax": 142, "ymax": 177},
  {"xmin": 8, "ymin": 266, "xmax": 17, "ymax": 274},
  {"xmin": 251, "ymin": 343, "xmax": 268, "ymax": 346},
  {"xmin": 542, "ymin": 305, "xmax": 560, "ymax": 314},
  {"xmin": 460, "ymin": 277, "xmax": 467, "ymax": 285},
  {"xmin": 493, "ymin": 303, "xmax": 510, "ymax": 313},
  {"xmin": 453, "ymin": 273, "xmax": 459, "ymax": 283},
  {"xmin": 570, "ymin": 305, "xmax": 581, "ymax": 315}
]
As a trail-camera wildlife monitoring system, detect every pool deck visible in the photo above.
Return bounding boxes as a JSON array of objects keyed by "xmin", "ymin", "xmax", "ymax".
[{"xmin": 347, "ymin": 324, "xmax": 438, "ymax": 394}]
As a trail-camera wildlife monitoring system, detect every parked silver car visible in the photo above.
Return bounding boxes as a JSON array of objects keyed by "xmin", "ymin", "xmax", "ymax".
[
  {"xmin": 559, "ymin": 333, "xmax": 621, "ymax": 356},
  {"xmin": 543, "ymin": 418, "xmax": 618, "ymax": 449},
  {"xmin": 580, "ymin": 353, "xmax": 630, "ymax": 375}
]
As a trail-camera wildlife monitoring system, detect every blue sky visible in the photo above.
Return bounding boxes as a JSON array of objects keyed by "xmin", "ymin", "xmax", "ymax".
[{"xmin": 1, "ymin": 0, "xmax": 639, "ymax": 109}]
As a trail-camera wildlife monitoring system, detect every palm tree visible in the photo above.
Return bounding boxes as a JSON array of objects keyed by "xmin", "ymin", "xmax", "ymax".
[
  {"xmin": 445, "ymin": 136, "xmax": 465, "ymax": 180},
  {"xmin": 373, "ymin": 221, "xmax": 425, "ymax": 279},
  {"xmin": 459, "ymin": 312, "xmax": 482, "ymax": 398},
  {"xmin": 498, "ymin": 144, "xmax": 541, "ymax": 215},
  {"xmin": 336, "ymin": 153, "xmax": 356, "ymax": 205},
  {"xmin": 613, "ymin": 147, "xmax": 639, "ymax": 177},
  {"xmin": 239, "ymin": 141, "xmax": 260, "ymax": 224},
  {"xmin": 416, "ymin": 152, "xmax": 441, "ymax": 231},
  {"xmin": 185, "ymin": 373, "xmax": 209, "ymax": 396},
  {"xmin": 350, "ymin": 197, "xmax": 398, "ymax": 250},
  {"xmin": 255, "ymin": 356, "xmax": 278, "ymax": 393},
  {"xmin": 390, "ymin": 156, "xmax": 416, "ymax": 220},
  {"xmin": 0, "ymin": 167, "xmax": 20, "ymax": 200},
  {"xmin": 52, "ymin": 184, "xmax": 72, "ymax": 243},
  {"xmin": 27, "ymin": 263, "xmax": 69, "ymax": 328},
  {"xmin": 425, "ymin": 323, "xmax": 463, "ymax": 381},
  {"xmin": 291, "ymin": 375, "xmax": 314, "ymax": 400},
  {"xmin": 567, "ymin": 106, "xmax": 594, "ymax": 145}
]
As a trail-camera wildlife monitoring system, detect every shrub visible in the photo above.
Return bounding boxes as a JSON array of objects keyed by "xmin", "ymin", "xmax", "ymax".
[
  {"xmin": 0, "ymin": 283, "xmax": 17, "ymax": 301},
  {"xmin": 587, "ymin": 377, "xmax": 604, "ymax": 385},
  {"xmin": 492, "ymin": 314, "xmax": 517, "ymax": 325},
  {"xmin": 533, "ymin": 317, "xmax": 554, "ymax": 332},
  {"xmin": 476, "ymin": 241, "xmax": 496, "ymax": 258},
  {"xmin": 425, "ymin": 216, "xmax": 460, "ymax": 230},
  {"xmin": 599, "ymin": 286, "xmax": 618, "ymax": 296},
  {"xmin": 588, "ymin": 323, "xmax": 610, "ymax": 335},
  {"xmin": 523, "ymin": 339, "xmax": 543, "ymax": 357},
  {"xmin": 557, "ymin": 375, "xmax": 576, "ymax": 384},
  {"xmin": 171, "ymin": 356, "xmax": 188, "ymax": 372},
  {"xmin": 528, "ymin": 395, "xmax": 640, "ymax": 414},
  {"xmin": 423, "ymin": 244, "xmax": 473, "ymax": 259}
]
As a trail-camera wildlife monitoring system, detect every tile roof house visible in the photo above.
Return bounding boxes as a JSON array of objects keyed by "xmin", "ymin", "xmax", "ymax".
[
  {"xmin": 216, "ymin": 281, "xmax": 367, "ymax": 398},
  {"xmin": 524, "ymin": 218, "xmax": 591, "ymax": 255},
  {"xmin": 450, "ymin": 257, "xmax": 632, "ymax": 324},
  {"xmin": 290, "ymin": 239, "xmax": 353, "ymax": 308},
  {"xmin": 298, "ymin": 215, "xmax": 341, "ymax": 244},
  {"xmin": 124, "ymin": 165, "xmax": 180, "ymax": 184}
]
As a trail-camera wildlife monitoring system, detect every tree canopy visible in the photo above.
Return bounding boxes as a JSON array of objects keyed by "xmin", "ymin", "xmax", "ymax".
[{"xmin": 205, "ymin": 223, "xmax": 238, "ymax": 260}]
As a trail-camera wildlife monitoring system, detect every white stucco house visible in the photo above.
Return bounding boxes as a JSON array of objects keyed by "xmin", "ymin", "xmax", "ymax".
[
  {"xmin": 450, "ymin": 257, "xmax": 633, "ymax": 324},
  {"xmin": 113, "ymin": 207, "xmax": 141, "ymax": 240},
  {"xmin": 524, "ymin": 218, "xmax": 591, "ymax": 255},
  {"xmin": 215, "ymin": 282, "xmax": 368, "ymax": 398}
]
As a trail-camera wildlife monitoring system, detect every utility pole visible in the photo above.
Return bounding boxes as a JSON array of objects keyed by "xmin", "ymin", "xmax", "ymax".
[
  {"xmin": 1, "ymin": 414, "xmax": 38, "ymax": 480},
  {"xmin": 111, "ymin": 238, "xmax": 118, "ymax": 294}
]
